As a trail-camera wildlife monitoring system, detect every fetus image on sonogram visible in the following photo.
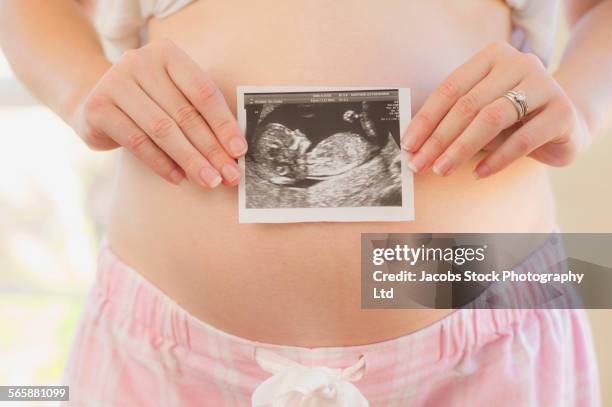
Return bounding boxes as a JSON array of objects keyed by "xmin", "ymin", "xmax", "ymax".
[{"xmin": 244, "ymin": 100, "xmax": 403, "ymax": 209}]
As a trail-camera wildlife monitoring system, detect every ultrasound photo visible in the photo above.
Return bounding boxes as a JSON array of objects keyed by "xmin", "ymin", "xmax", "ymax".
[{"xmin": 237, "ymin": 87, "xmax": 414, "ymax": 223}]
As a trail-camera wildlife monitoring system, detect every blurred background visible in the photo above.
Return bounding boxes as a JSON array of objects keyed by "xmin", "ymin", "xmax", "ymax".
[
  {"xmin": 0, "ymin": 50, "xmax": 114, "ymax": 390},
  {"xmin": 0, "ymin": 4, "xmax": 611, "ymax": 406}
]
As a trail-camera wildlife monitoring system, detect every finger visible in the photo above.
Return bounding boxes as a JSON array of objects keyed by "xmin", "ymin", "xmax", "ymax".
[
  {"xmin": 432, "ymin": 73, "xmax": 556, "ymax": 176},
  {"xmin": 135, "ymin": 67, "xmax": 241, "ymax": 185},
  {"xmin": 482, "ymin": 123, "xmax": 523, "ymax": 152},
  {"xmin": 401, "ymin": 43, "xmax": 508, "ymax": 152},
  {"xmin": 111, "ymin": 80, "xmax": 223, "ymax": 188},
  {"xmin": 474, "ymin": 106, "xmax": 560, "ymax": 178},
  {"xmin": 89, "ymin": 103, "xmax": 185, "ymax": 185},
  {"xmin": 408, "ymin": 66, "xmax": 522, "ymax": 172},
  {"xmin": 482, "ymin": 132, "xmax": 507, "ymax": 152},
  {"xmin": 165, "ymin": 45, "xmax": 247, "ymax": 158}
]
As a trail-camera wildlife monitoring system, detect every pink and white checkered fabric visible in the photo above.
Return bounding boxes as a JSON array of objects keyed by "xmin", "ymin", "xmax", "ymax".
[{"xmin": 62, "ymin": 239, "xmax": 600, "ymax": 406}]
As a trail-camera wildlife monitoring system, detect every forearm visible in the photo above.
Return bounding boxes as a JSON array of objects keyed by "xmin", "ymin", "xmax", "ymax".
[
  {"xmin": 0, "ymin": 0, "xmax": 110, "ymax": 123},
  {"xmin": 554, "ymin": 0, "xmax": 612, "ymax": 139}
]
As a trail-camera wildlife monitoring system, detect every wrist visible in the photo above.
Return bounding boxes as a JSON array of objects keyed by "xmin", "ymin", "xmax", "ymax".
[
  {"xmin": 61, "ymin": 57, "xmax": 111, "ymax": 129},
  {"xmin": 553, "ymin": 69, "xmax": 601, "ymax": 141}
]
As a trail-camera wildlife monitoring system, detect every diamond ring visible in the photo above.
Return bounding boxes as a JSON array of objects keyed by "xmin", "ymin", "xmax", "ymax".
[{"xmin": 502, "ymin": 90, "xmax": 528, "ymax": 121}]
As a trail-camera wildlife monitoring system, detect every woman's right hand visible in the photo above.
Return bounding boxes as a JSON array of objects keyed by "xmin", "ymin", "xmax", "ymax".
[{"xmin": 70, "ymin": 39, "xmax": 247, "ymax": 188}]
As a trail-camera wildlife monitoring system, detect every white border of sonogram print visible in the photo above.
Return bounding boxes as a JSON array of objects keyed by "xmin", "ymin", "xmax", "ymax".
[{"xmin": 237, "ymin": 86, "xmax": 414, "ymax": 223}]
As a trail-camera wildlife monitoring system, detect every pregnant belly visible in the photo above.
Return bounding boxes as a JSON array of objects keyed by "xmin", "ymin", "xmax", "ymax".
[{"xmin": 107, "ymin": 0, "xmax": 556, "ymax": 346}]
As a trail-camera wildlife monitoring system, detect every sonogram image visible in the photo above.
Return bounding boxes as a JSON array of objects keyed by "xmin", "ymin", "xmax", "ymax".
[{"xmin": 243, "ymin": 90, "xmax": 403, "ymax": 209}]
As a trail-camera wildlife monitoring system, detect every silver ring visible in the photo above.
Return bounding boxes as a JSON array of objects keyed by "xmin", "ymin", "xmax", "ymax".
[{"xmin": 502, "ymin": 90, "xmax": 528, "ymax": 121}]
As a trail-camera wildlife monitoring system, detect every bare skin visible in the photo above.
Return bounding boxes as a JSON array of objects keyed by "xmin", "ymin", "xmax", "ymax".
[{"xmin": 1, "ymin": 0, "xmax": 611, "ymax": 347}]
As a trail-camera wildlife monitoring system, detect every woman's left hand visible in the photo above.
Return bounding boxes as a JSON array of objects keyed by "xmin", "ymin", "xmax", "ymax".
[{"xmin": 401, "ymin": 42, "xmax": 591, "ymax": 178}]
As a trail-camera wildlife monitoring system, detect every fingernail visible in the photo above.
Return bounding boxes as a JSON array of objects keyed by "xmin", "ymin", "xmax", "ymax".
[
  {"xmin": 169, "ymin": 169, "xmax": 184, "ymax": 184},
  {"xmin": 408, "ymin": 155, "xmax": 424, "ymax": 173},
  {"xmin": 221, "ymin": 163, "xmax": 241, "ymax": 183},
  {"xmin": 407, "ymin": 160, "xmax": 418, "ymax": 173},
  {"xmin": 401, "ymin": 132, "xmax": 414, "ymax": 151},
  {"xmin": 229, "ymin": 137, "xmax": 248, "ymax": 156},
  {"xmin": 474, "ymin": 163, "xmax": 491, "ymax": 179},
  {"xmin": 200, "ymin": 167, "xmax": 222, "ymax": 188},
  {"xmin": 433, "ymin": 156, "xmax": 452, "ymax": 176}
]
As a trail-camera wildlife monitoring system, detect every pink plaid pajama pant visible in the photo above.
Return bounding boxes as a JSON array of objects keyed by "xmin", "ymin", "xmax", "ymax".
[{"xmin": 62, "ymin": 238, "xmax": 600, "ymax": 406}]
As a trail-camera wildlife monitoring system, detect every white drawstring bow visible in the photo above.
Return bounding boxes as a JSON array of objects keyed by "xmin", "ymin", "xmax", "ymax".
[{"xmin": 251, "ymin": 348, "xmax": 369, "ymax": 407}]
